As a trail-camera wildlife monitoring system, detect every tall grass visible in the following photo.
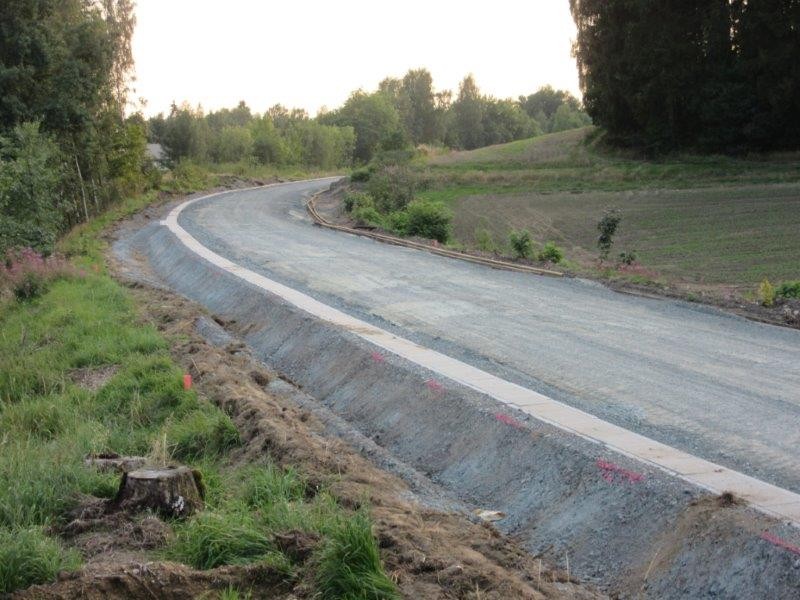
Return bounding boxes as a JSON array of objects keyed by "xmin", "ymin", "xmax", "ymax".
[
  {"xmin": 316, "ymin": 511, "xmax": 399, "ymax": 600},
  {"xmin": 0, "ymin": 528, "xmax": 80, "ymax": 593}
]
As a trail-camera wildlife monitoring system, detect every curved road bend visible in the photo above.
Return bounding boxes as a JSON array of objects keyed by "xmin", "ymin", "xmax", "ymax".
[{"xmin": 178, "ymin": 178, "xmax": 800, "ymax": 493}]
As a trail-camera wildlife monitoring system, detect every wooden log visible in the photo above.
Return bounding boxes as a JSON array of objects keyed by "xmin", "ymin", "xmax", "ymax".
[{"xmin": 113, "ymin": 466, "xmax": 204, "ymax": 518}]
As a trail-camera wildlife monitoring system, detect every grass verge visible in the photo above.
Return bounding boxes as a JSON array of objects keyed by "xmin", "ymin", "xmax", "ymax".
[{"xmin": 0, "ymin": 188, "xmax": 395, "ymax": 596}]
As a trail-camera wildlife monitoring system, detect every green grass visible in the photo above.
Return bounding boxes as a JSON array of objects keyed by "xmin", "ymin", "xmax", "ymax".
[
  {"xmin": 0, "ymin": 528, "xmax": 81, "ymax": 594},
  {"xmin": 316, "ymin": 511, "xmax": 400, "ymax": 600},
  {"xmin": 1, "ymin": 185, "xmax": 394, "ymax": 595},
  {"xmin": 419, "ymin": 128, "xmax": 800, "ymax": 291}
]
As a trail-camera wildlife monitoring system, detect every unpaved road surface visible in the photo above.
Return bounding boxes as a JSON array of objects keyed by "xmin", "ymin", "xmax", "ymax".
[{"xmin": 178, "ymin": 178, "xmax": 800, "ymax": 493}]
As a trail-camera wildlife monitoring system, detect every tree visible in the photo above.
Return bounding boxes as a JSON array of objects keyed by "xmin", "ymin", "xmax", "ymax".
[
  {"xmin": 0, "ymin": 123, "xmax": 63, "ymax": 253},
  {"xmin": 321, "ymin": 91, "xmax": 403, "ymax": 162},
  {"xmin": 450, "ymin": 75, "xmax": 485, "ymax": 150},
  {"xmin": 570, "ymin": 0, "xmax": 800, "ymax": 152}
]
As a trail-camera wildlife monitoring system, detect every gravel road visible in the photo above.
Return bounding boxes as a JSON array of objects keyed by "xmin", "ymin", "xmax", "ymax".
[{"xmin": 178, "ymin": 178, "xmax": 800, "ymax": 493}]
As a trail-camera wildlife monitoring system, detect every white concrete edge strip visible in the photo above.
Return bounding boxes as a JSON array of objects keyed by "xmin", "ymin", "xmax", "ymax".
[{"xmin": 163, "ymin": 182, "xmax": 800, "ymax": 527}]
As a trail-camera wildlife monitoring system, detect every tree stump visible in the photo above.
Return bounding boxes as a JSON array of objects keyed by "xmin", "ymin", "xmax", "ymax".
[
  {"xmin": 85, "ymin": 452, "xmax": 147, "ymax": 473},
  {"xmin": 113, "ymin": 466, "xmax": 204, "ymax": 518}
]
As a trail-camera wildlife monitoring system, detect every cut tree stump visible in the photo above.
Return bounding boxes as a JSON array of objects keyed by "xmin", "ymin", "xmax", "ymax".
[
  {"xmin": 113, "ymin": 466, "xmax": 204, "ymax": 518},
  {"xmin": 85, "ymin": 452, "xmax": 147, "ymax": 473}
]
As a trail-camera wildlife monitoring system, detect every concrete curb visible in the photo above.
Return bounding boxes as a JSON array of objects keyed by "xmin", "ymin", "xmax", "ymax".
[
  {"xmin": 163, "ymin": 183, "xmax": 800, "ymax": 530},
  {"xmin": 306, "ymin": 189, "xmax": 564, "ymax": 278}
]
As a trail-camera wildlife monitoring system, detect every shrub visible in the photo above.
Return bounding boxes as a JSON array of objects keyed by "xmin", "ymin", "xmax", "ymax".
[
  {"xmin": 315, "ymin": 511, "xmax": 399, "ymax": 600},
  {"xmin": 597, "ymin": 210, "xmax": 621, "ymax": 259},
  {"xmin": 366, "ymin": 165, "xmax": 417, "ymax": 213},
  {"xmin": 618, "ymin": 250, "xmax": 637, "ymax": 265},
  {"xmin": 169, "ymin": 511, "xmax": 274, "ymax": 570},
  {"xmin": 378, "ymin": 210, "xmax": 405, "ymax": 235},
  {"xmin": 166, "ymin": 407, "xmax": 241, "ymax": 461},
  {"xmin": 350, "ymin": 167, "xmax": 371, "ymax": 182},
  {"xmin": 404, "ymin": 201, "xmax": 451, "ymax": 243},
  {"xmin": 508, "ymin": 229, "xmax": 534, "ymax": 259},
  {"xmin": 343, "ymin": 191, "xmax": 372, "ymax": 213},
  {"xmin": 759, "ymin": 278, "xmax": 776, "ymax": 307},
  {"xmin": 0, "ymin": 248, "xmax": 77, "ymax": 302},
  {"xmin": 352, "ymin": 205, "xmax": 383, "ymax": 228},
  {"xmin": 0, "ymin": 527, "xmax": 80, "ymax": 594},
  {"xmin": 776, "ymin": 281, "xmax": 800, "ymax": 299},
  {"xmin": 537, "ymin": 241, "xmax": 564, "ymax": 263}
]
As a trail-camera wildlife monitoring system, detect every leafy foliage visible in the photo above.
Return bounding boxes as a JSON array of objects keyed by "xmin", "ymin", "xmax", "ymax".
[
  {"xmin": 404, "ymin": 201, "xmax": 451, "ymax": 243},
  {"xmin": 776, "ymin": 281, "xmax": 800, "ymax": 300},
  {"xmin": 759, "ymin": 279, "xmax": 776, "ymax": 307},
  {"xmin": 537, "ymin": 241, "xmax": 564, "ymax": 264},
  {"xmin": 508, "ymin": 229, "xmax": 534, "ymax": 259},
  {"xmin": 597, "ymin": 211, "xmax": 621, "ymax": 259},
  {"xmin": 571, "ymin": 0, "xmax": 800, "ymax": 151}
]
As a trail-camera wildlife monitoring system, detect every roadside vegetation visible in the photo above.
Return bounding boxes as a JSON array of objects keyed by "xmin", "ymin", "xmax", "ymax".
[{"xmin": 0, "ymin": 193, "xmax": 398, "ymax": 596}]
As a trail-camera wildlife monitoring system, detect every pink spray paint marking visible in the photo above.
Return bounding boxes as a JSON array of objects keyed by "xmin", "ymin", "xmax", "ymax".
[
  {"xmin": 425, "ymin": 379, "xmax": 444, "ymax": 394},
  {"xmin": 596, "ymin": 459, "xmax": 644, "ymax": 484},
  {"xmin": 494, "ymin": 413, "xmax": 525, "ymax": 430},
  {"xmin": 370, "ymin": 351, "xmax": 385, "ymax": 363},
  {"xmin": 761, "ymin": 532, "xmax": 800, "ymax": 556}
]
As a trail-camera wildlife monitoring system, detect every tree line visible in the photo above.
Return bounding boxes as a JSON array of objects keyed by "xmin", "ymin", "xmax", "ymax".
[
  {"xmin": 1, "ymin": 0, "xmax": 151, "ymax": 254},
  {"xmin": 150, "ymin": 70, "xmax": 589, "ymax": 167},
  {"xmin": 571, "ymin": 0, "xmax": 800, "ymax": 152}
]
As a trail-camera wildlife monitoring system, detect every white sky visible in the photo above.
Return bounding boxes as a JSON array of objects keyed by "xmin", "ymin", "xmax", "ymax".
[{"xmin": 132, "ymin": 0, "xmax": 581, "ymax": 117}]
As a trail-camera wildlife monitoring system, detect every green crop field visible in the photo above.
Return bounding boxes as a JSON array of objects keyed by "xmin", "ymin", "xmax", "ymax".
[{"xmin": 420, "ymin": 128, "xmax": 800, "ymax": 293}]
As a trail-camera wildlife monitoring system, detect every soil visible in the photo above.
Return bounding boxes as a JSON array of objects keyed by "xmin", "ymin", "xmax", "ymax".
[
  {"xmin": 14, "ymin": 229, "xmax": 603, "ymax": 598},
  {"xmin": 315, "ymin": 182, "xmax": 800, "ymax": 330}
]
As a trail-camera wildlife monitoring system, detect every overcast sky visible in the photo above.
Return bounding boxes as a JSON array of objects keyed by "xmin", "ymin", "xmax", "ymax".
[{"xmin": 132, "ymin": 0, "xmax": 581, "ymax": 117}]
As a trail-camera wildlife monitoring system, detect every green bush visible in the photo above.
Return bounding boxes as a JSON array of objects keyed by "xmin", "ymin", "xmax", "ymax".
[
  {"xmin": 366, "ymin": 165, "xmax": 417, "ymax": 213},
  {"xmin": 343, "ymin": 191, "xmax": 373, "ymax": 213},
  {"xmin": 0, "ymin": 527, "xmax": 81, "ymax": 593},
  {"xmin": 776, "ymin": 281, "xmax": 800, "ymax": 299},
  {"xmin": 166, "ymin": 407, "xmax": 241, "ymax": 461},
  {"xmin": 404, "ymin": 201, "xmax": 451, "ymax": 243},
  {"xmin": 384, "ymin": 211, "xmax": 410, "ymax": 235},
  {"xmin": 618, "ymin": 250, "xmax": 637, "ymax": 265},
  {"xmin": 315, "ymin": 511, "xmax": 399, "ymax": 600},
  {"xmin": 759, "ymin": 278, "xmax": 776, "ymax": 307},
  {"xmin": 537, "ymin": 241, "xmax": 564, "ymax": 263},
  {"xmin": 352, "ymin": 205, "xmax": 383, "ymax": 228},
  {"xmin": 508, "ymin": 229, "xmax": 534, "ymax": 259},
  {"xmin": 350, "ymin": 167, "xmax": 371, "ymax": 182}
]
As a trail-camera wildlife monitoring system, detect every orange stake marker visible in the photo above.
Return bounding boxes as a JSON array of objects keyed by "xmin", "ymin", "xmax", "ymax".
[{"xmin": 183, "ymin": 373, "xmax": 192, "ymax": 390}]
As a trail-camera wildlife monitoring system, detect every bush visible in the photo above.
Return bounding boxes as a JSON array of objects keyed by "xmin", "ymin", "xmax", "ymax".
[
  {"xmin": 759, "ymin": 278, "xmax": 776, "ymax": 307},
  {"xmin": 776, "ymin": 281, "xmax": 800, "ymax": 299},
  {"xmin": 404, "ymin": 201, "xmax": 451, "ymax": 243},
  {"xmin": 0, "ymin": 248, "xmax": 77, "ymax": 302},
  {"xmin": 166, "ymin": 407, "xmax": 241, "ymax": 461},
  {"xmin": 315, "ymin": 511, "xmax": 399, "ymax": 600},
  {"xmin": 0, "ymin": 527, "xmax": 80, "ymax": 593},
  {"xmin": 597, "ymin": 210, "xmax": 621, "ymax": 259},
  {"xmin": 352, "ymin": 205, "xmax": 383, "ymax": 228},
  {"xmin": 618, "ymin": 250, "xmax": 637, "ymax": 265},
  {"xmin": 508, "ymin": 230, "xmax": 534, "ymax": 259},
  {"xmin": 350, "ymin": 167, "xmax": 371, "ymax": 182},
  {"xmin": 366, "ymin": 165, "xmax": 417, "ymax": 213},
  {"xmin": 537, "ymin": 241, "xmax": 564, "ymax": 263},
  {"xmin": 384, "ymin": 211, "xmax": 410, "ymax": 236},
  {"xmin": 343, "ymin": 191, "xmax": 372, "ymax": 213}
]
